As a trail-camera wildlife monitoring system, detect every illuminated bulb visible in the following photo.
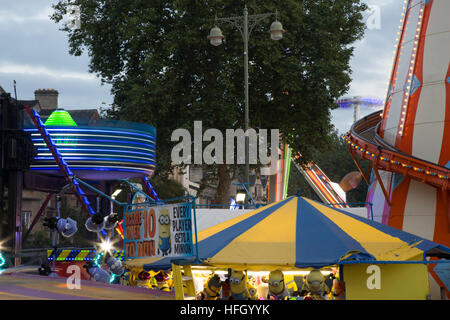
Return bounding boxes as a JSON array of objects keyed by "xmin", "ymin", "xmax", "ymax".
[{"xmin": 100, "ymin": 240, "xmax": 113, "ymax": 252}]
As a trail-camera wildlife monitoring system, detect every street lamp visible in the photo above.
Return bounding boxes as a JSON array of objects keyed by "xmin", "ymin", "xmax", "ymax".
[
  {"xmin": 269, "ymin": 20, "xmax": 285, "ymax": 40},
  {"xmin": 207, "ymin": 26, "xmax": 224, "ymax": 46},
  {"xmin": 208, "ymin": 6, "xmax": 284, "ymax": 203},
  {"xmin": 236, "ymin": 191, "xmax": 246, "ymax": 204}
]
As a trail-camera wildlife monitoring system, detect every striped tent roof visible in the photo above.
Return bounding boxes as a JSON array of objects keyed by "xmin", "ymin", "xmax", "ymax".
[{"xmin": 136, "ymin": 196, "xmax": 450, "ymax": 271}]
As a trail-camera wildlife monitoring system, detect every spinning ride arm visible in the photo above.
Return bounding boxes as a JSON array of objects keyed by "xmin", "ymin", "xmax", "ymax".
[{"xmin": 141, "ymin": 176, "xmax": 162, "ymax": 204}]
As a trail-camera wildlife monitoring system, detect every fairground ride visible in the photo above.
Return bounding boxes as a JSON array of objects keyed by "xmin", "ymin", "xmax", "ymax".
[
  {"xmin": 345, "ymin": 0, "xmax": 449, "ymax": 297},
  {"xmin": 0, "ymin": 93, "xmax": 160, "ymax": 266}
]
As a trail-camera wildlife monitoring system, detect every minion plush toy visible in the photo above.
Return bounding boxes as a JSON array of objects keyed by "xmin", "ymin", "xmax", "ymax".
[
  {"xmin": 265, "ymin": 269, "xmax": 289, "ymax": 300},
  {"xmin": 136, "ymin": 270, "xmax": 153, "ymax": 288},
  {"xmin": 154, "ymin": 270, "xmax": 171, "ymax": 291},
  {"xmin": 127, "ymin": 268, "xmax": 154, "ymax": 288},
  {"xmin": 247, "ymin": 279, "xmax": 259, "ymax": 300},
  {"xmin": 198, "ymin": 274, "xmax": 223, "ymax": 300},
  {"xmin": 229, "ymin": 269, "xmax": 250, "ymax": 300},
  {"xmin": 158, "ymin": 209, "xmax": 171, "ymax": 256},
  {"xmin": 301, "ymin": 270, "xmax": 330, "ymax": 300}
]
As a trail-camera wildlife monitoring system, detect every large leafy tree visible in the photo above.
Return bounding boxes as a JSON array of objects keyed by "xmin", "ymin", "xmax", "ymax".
[{"xmin": 51, "ymin": 0, "xmax": 367, "ymax": 203}]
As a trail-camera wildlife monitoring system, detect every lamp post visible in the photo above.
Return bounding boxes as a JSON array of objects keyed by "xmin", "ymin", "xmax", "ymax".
[{"xmin": 208, "ymin": 6, "xmax": 284, "ymax": 204}]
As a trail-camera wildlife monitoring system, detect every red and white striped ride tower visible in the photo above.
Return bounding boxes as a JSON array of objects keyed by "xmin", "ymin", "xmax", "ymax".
[{"xmin": 346, "ymin": 0, "xmax": 449, "ymax": 298}]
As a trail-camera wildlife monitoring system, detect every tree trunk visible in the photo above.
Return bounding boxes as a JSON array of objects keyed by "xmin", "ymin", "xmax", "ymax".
[{"xmin": 215, "ymin": 164, "xmax": 231, "ymax": 205}]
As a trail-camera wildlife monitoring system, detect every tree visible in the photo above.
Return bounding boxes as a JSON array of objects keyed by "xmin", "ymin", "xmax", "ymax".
[{"xmin": 51, "ymin": 0, "xmax": 367, "ymax": 203}]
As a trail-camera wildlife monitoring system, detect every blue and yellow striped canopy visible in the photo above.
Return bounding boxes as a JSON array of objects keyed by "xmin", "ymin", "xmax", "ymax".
[{"xmin": 139, "ymin": 196, "xmax": 450, "ymax": 271}]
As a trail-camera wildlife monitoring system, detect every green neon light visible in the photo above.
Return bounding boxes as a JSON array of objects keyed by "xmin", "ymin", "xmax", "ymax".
[
  {"xmin": 44, "ymin": 110, "xmax": 78, "ymax": 146},
  {"xmin": 282, "ymin": 146, "xmax": 292, "ymax": 199},
  {"xmin": 110, "ymin": 273, "xmax": 118, "ymax": 283},
  {"xmin": 93, "ymin": 252, "xmax": 103, "ymax": 268},
  {"xmin": 44, "ymin": 110, "xmax": 78, "ymax": 127}
]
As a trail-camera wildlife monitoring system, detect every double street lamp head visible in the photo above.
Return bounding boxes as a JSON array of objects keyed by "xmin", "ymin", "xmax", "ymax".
[{"xmin": 208, "ymin": 16, "xmax": 284, "ymax": 46}]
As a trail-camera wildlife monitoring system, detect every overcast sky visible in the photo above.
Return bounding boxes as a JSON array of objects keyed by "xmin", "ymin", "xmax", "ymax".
[{"xmin": 0, "ymin": 0, "xmax": 403, "ymax": 133}]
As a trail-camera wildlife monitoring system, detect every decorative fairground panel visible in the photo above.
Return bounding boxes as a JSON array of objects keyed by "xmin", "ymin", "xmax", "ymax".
[{"xmin": 123, "ymin": 198, "xmax": 195, "ymax": 260}]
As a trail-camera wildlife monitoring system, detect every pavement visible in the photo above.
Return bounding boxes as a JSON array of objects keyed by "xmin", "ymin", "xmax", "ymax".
[{"xmin": 0, "ymin": 272, "xmax": 175, "ymax": 300}]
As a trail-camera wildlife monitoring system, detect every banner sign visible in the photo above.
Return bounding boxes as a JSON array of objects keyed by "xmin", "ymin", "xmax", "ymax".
[{"xmin": 123, "ymin": 202, "xmax": 194, "ymax": 260}]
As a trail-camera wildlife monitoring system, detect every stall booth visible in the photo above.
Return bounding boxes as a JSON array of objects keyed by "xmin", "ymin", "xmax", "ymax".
[{"xmin": 123, "ymin": 196, "xmax": 450, "ymax": 300}]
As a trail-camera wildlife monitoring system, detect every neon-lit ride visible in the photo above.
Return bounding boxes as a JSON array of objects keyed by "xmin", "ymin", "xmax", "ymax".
[
  {"xmin": 5, "ymin": 102, "xmax": 161, "ymax": 271},
  {"xmin": 345, "ymin": 0, "xmax": 449, "ymax": 297},
  {"xmin": 24, "ymin": 109, "xmax": 156, "ymax": 180},
  {"xmin": 336, "ymin": 96, "xmax": 384, "ymax": 122}
]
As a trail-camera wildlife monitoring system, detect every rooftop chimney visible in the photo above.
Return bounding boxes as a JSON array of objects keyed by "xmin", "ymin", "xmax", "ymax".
[{"xmin": 34, "ymin": 88, "xmax": 58, "ymax": 110}]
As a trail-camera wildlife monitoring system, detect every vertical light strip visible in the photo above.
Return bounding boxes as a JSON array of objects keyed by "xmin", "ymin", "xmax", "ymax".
[
  {"xmin": 382, "ymin": 0, "xmax": 410, "ymax": 122},
  {"xmin": 282, "ymin": 146, "xmax": 292, "ymax": 199},
  {"xmin": 398, "ymin": 2, "xmax": 425, "ymax": 137}
]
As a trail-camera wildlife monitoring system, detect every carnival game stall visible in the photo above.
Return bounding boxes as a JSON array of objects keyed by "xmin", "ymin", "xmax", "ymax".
[{"xmin": 127, "ymin": 196, "xmax": 450, "ymax": 300}]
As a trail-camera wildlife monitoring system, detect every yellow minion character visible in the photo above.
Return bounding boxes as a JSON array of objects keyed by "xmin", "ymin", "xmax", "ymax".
[
  {"xmin": 247, "ymin": 279, "xmax": 259, "ymax": 300},
  {"xmin": 126, "ymin": 268, "xmax": 139, "ymax": 287},
  {"xmin": 148, "ymin": 270, "xmax": 158, "ymax": 288},
  {"xmin": 229, "ymin": 269, "xmax": 250, "ymax": 300},
  {"xmin": 284, "ymin": 274, "xmax": 299, "ymax": 297},
  {"xmin": 302, "ymin": 270, "xmax": 330, "ymax": 300},
  {"xmin": 154, "ymin": 270, "xmax": 171, "ymax": 291},
  {"xmin": 199, "ymin": 274, "xmax": 223, "ymax": 300},
  {"xmin": 128, "ymin": 268, "xmax": 153, "ymax": 288},
  {"xmin": 265, "ymin": 269, "xmax": 289, "ymax": 300},
  {"xmin": 158, "ymin": 208, "xmax": 171, "ymax": 256}
]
